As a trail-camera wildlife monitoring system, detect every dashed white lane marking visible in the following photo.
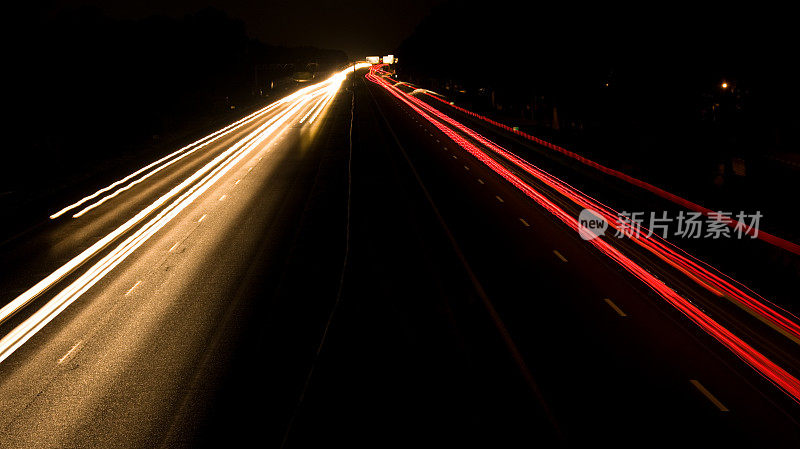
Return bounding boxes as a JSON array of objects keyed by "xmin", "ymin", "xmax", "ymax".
[
  {"xmin": 553, "ymin": 250, "xmax": 568, "ymax": 262},
  {"xmin": 519, "ymin": 218, "xmax": 530, "ymax": 227},
  {"xmin": 477, "ymin": 179, "xmax": 485, "ymax": 184},
  {"xmin": 464, "ymin": 165, "xmax": 470, "ymax": 171},
  {"xmin": 234, "ymin": 179, "xmax": 241, "ymax": 185},
  {"xmin": 58, "ymin": 340, "xmax": 83, "ymax": 364},
  {"xmin": 197, "ymin": 214, "xmax": 207, "ymax": 223},
  {"xmin": 436, "ymin": 139, "xmax": 440, "ymax": 143},
  {"xmin": 248, "ymin": 167, "xmax": 253, "ymax": 172},
  {"xmin": 604, "ymin": 298, "xmax": 627, "ymax": 317},
  {"xmin": 690, "ymin": 380, "xmax": 729, "ymax": 412},
  {"xmin": 125, "ymin": 280, "xmax": 142, "ymax": 296},
  {"xmin": 168, "ymin": 241, "xmax": 180, "ymax": 253},
  {"xmin": 219, "ymin": 195, "xmax": 227, "ymax": 201},
  {"xmin": 495, "ymin": 195, "xmax": 504, "ymax": 203},
  {"xmin": 452, "ymin": 155, "xmax": 458, "ymax": 159}
]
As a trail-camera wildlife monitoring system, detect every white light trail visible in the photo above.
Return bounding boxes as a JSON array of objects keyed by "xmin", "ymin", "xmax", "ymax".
[
  {"xmin": 50, "ymin": 65, "xmax": 364, "ymax": 220},
  {"xmin": 0, "ymin": 76, "xmax": 338, "ymax": 363},
  {"xmin": 49, "ymin": 101, "xmax": 284, "ymax": 219},
  {"xmin": 0, "ymin": 65, "xmax": 361, "ymax": 351}
]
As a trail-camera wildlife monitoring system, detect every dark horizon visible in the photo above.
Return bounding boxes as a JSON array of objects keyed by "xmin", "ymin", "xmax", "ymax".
[{"xmin": 33, "ymin": 0, "xmax": 444, "ymax": 59}]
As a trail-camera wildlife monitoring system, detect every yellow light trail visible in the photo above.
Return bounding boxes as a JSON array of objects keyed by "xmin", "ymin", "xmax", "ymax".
[
  {"xmin": 0, "ymin": 93, "xmax": 311, "ymax": 326},
  {"xmin": 51, "ymin": 66, "xmax": 361, "ymax": 220},
  {"xmin": 0, "ymin": 65, "xmax": 363, "ymax": 363},
  {"xmin": 49, "ymin": 101, "xmax": 283, "ymax": 219},
  {"xmin": 299, "ymin": 94, "xmax": 329, "ymax": 124}
]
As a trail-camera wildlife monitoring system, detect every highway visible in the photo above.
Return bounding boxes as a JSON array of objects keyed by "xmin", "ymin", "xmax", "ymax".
[
  {"xmin": 344, "ymin": 66, "xmax": 800, "ymax": 446},
  {"xmin": 0, "ymin": 63, "xmax": 798, "ymax": 447},
  {"xmin": 0, "ymin": 65, "xmax": 368, "ymax": 447}
]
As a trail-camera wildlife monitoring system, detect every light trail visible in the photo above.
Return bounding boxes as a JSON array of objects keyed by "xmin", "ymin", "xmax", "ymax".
[
  {"xmin": 51, "ymin": 69, "xmax": 353, "ymax": 220},
  {"xmin": 300, "ymin": 95, "xmax": 329, "ymax": 124},
  {"xmin": 0, "ymin": 96, "xmax": 305, "ymax": 363},
  {"xmin": 367, "ymin": 66, "xmax": 800, "ymax": 404},
  {"xmin": 415, "ymin": 81, "xmax": 800, "ymax": 256},
  {"xmin": 0, "ymin": 92, "xmax": 314, "ymax": 326},
  {"xmin": 49, "ymin": 100, "xmax": 283, "ymax": 219},
  {"xmin": 410, "ymin": 88, "xmax": 444, "ymax": 97},
  {"xmin": 306, "ymin": 66, "xmax": 361, "ymax": 124},
  {"xmin": 0, "ymin": 65, "xmax": 360, "ymax": 361},
  {"xmin": 307, "ymin": 89, "xmax": 337, "ymax": 125},
  {"xmin": 370, "ymin": 65, "xmax": 800, "ymax": 346}
]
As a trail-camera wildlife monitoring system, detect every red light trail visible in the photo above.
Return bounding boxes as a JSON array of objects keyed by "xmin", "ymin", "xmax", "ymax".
[
  {"xmin": 366, "ymin": 64, "xmax": 800, "ymax": 405},
  {"xmin": 420, "ymin": 88, "xmax": 800, "ymax": 256},
  {"xmin": 370, "ymin": 66, "xmax": 800, "ymax": 346}
]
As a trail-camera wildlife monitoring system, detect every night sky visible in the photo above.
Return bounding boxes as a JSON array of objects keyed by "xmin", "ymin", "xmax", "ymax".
[{"xmin": 49, "ymin": 0, "xmax": 444, "ymax": 58}]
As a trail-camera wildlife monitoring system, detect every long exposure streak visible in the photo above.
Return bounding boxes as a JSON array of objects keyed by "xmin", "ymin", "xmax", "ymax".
[
  {"xmin": 367, "ymin": 65, "xmax": 800, "ymax": 404},
  {"xmin": 420, "ymin": 87, "xmax": 800, "ymax": 256},
  {"xmin": 0, "ymin": 65, "xmax": 363, "ymax": 363}
]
